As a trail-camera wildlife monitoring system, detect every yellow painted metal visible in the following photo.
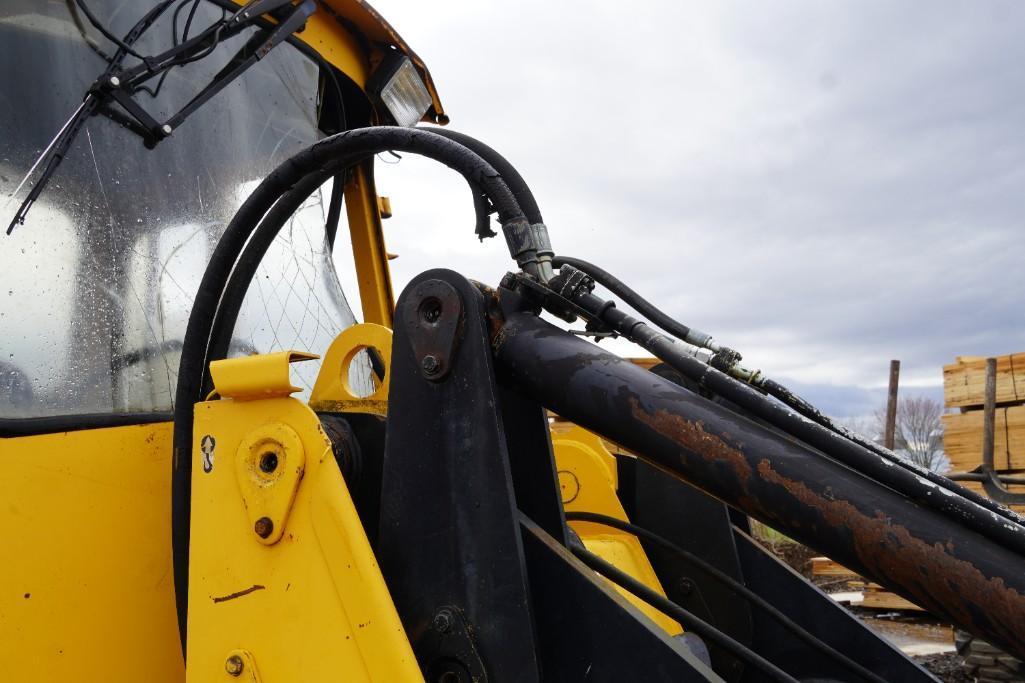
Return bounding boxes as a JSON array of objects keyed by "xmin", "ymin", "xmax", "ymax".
[
  {"xmin": 234, "ymin": 422, "xmax": 307, "ymax": 546},
  {"xmin": 551, "ymin": 423, "xmax": 683, "ymax": 636},
  {"xmin": 345, "ymin": 162, "xmax": 396, "ymax": 326},
  {"xmin": 0, "ymin": 422, "xmax": 184, "ymax": 681},
  {"xmin": 310, "ymin": 323, "xmax": 393, "ymax": 416},
  {"xmin": 209, "ymin": 351, "xmax": 318, "ymax": 400},
  {"xmin": 188, "ymin": 394, "xmax": 420, "ymax": 682},
  {"xmin": 294, "ymin": 8, "xmax": 371, "ymax": 88}
]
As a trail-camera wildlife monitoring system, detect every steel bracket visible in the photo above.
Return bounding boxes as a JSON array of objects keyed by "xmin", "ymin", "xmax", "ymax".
[
  {"xmin": 234, "ymin": 422, "xmax": 305, "ymax": 545},
  {"xmin": 400, "ymin": 278, "xmax": 463, "ymax": 381}
]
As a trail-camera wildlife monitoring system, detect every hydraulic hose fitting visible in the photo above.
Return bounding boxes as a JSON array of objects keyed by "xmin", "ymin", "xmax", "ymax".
[{"xmin": 503, "ymin": 220, "xmax": 555, "ymax": 282}]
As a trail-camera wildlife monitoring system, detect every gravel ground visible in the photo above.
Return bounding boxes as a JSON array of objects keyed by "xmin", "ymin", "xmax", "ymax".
[{"xmin": 914, "ymin": 652, "xmax": 973, "ymax": 682}]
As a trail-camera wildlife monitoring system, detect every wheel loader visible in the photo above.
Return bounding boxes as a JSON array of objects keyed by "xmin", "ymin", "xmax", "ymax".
[{"xmin": 2, "ymin": 2, "xmax": 1024, "ymax": 682}]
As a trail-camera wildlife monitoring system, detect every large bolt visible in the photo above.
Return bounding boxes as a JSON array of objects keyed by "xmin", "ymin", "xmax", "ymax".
[
  {"xmin": 161, "ymin": 124, "xmax": 173, "ymax": 136},
  {"xmin": 421, "ymin": 355, "xmax": 441, "ymax": 375},
  {"xmin": 225, "ymin": 654, "xmax": 244, "ymax": 676},
  {"xmin": 433, "ymin": 608, "xmax": 454, "ymax": 633},
  {"xmin": 108, "ymin": 75, "xmax": 120, "ymax": 87},
  {"xmin": 254, "ymin": 516, "xmax": 274, "ymax": 538}
]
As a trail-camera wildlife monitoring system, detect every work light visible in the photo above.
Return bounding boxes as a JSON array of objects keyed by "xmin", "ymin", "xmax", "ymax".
[{"xmin": 371, "ymin": 54, "xmax": 433, "ymax": 127}]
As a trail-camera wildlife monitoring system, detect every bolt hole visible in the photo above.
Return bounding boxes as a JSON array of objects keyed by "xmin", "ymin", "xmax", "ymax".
[
  {"xmin": 437, "ymin": 672, "xmax": 460, "ymax": 683},
  {"xmin": 419, "ymin": 297, "xmax": 443, "ymax": 325},
  {"xmin": 259, "ymin": 452, "xmax": 279, "ymax": 473}
]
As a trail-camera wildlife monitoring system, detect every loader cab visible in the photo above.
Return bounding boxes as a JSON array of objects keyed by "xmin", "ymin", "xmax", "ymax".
[{"xmin": 0, "ymin": 0, "xmax": 443, "ymax": 424}]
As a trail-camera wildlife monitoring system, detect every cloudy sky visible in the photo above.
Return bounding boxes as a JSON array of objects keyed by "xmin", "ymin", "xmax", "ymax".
[{"xmin": 352, "ymin": 1, "xmax": 1025, "ymax": 416}]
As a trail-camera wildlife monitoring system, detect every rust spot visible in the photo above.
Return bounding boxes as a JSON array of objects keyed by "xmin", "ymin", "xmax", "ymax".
[
  {"xmin": 755, "ymin": 460, "xmax": 1025, "ymax": 652},
  {"xmin": 629, "ymin": 400, "xmax": 1025, "ymax": 654},
  {"xmin": 212, "ymin": 584, "xmax": 266, "ymax": 604},
  {"xmin": 630, "ymin": 399, "xmax": 752, "ymax": 485}
]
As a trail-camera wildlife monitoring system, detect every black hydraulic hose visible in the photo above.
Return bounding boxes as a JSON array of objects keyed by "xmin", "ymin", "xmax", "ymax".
[
  {"xmin": 566, "ymin": 289, "xmax": 1025, "ymax": 557},
  {"xmin": 571, "ymin": 546, "xmax": 799, "ymax": 683},
  {"xmin": 759, "ymin": 377, "xmax": 1025, "ymax": 526},
  {"xmin": 565, "ymin": 511, "xmax": 886, "ymax": 683},
  {"xmin": 552, "ymin": 259, "xmax": 1023, "ymax": 528},
  {"xmin": 172, "ymin": 126, "xmax": 528, "ymax": 654},
  {"xmin": 553, "ymin": 256, "xmax": 718, "ymax": 351},
  {"xmin": 427, "ymin": 128, "xmax": 543, "ymax": 224}
]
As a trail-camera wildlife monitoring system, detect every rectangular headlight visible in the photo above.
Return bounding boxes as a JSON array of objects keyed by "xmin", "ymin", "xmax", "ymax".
[{"xmin": 374, "ymin": 56, "xmax": 433, "ymax": 127}]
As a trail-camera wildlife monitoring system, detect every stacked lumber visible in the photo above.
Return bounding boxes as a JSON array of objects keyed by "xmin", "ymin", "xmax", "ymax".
[
  {"xmin": 942, "ymin": 353, "xmax": 1025, "ymax": 512},
  {"xmin": 942, "ymin": 407, "xmax": 1025, "ymax": 472},
  {"xmin": 943, "ymin": 354, "xmax": 1025, "ymax": 409},
  {"xmin": 810, "ymin": 557, "xmax": 925, "ymax": 611}
]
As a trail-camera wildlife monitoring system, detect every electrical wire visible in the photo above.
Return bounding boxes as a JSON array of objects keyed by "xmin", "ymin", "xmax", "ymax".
[
  {"xmin": 73, "ymin": 0, "xmax": 147, "ymax": 59},
  {"xmin": 570, "ymin": 545, "xmax": 799, "ymax": 683},
  {"xmin": 564, "ymin": 511, "xmax": 887, "ymax": 683}
]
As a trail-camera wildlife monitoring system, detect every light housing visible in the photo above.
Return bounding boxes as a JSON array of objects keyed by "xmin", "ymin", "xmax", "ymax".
[{"xmin": 370, "ymin": 54, "xmax": 433, "ymax": 127}]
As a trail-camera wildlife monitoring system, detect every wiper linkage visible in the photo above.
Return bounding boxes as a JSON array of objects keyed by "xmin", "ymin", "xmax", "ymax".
[{"xmin": 6, "ymin": 0, "xmax": 315, "ymax": 235}]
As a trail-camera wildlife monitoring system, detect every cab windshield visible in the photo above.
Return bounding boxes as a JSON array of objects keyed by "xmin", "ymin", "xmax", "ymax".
[{"xmin": 0, "ymin": 0, "xmax": 363, "ymax": 418}]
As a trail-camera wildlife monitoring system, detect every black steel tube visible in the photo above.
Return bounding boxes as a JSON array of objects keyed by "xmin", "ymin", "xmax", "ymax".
[
  {"xmin": 493, "ymin": 311, "xmax": 1025, "ymax": 659},
  {"xmin": 569, "ymin": 290, "xmax": 1025, "ymax": 555}
]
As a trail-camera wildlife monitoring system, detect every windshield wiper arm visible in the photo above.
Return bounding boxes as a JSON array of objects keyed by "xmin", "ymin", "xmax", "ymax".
[{"xmin": 6, "ymin": 0, "xmax": 314, "ymax": 235}]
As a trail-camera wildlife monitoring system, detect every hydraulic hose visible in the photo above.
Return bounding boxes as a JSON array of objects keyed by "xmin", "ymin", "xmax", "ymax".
[
  {"xmin": 427, "ymin": 128, "xmax": 543, "ymax": 224},
  {"xmin": 552, "ymin": 256, "xmax": 723, "ymax": 353},
  {"xmin": 549, "ymin": 261, "xmax": 1025, "ymax": 528},
  {"xmin": 571, "ymin": 546, "xmax": 799, "ymax": 683},
  {"xmin": 172, "ymin": 126, "xmax": 530, "ymax": 655},
  {"xmin": 757, "ymin": 377, "xmax": 1023, "ymax": 525},
  {"xmin": 565, "ymin": 511, "xmax": 886, "ymax": 683},
  {"xmin": 554, "ymin": 285, "xmax": 1025, "ymax": 557}
]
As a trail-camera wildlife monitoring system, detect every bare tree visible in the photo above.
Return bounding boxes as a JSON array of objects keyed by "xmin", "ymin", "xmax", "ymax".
[{"xmin": 875, "ymin": 396, "xmax": 946, "ymax": 472}]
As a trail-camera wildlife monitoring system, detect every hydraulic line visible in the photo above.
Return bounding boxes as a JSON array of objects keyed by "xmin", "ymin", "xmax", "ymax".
[
  {"xmin": 208, "ymin": 129, "xmax": 555, "ymax": 385},
  {"xmin": 428, "ymin": 129, "xmax": 554, "ymax": 278},
  {"xmin": 571, "ymin": 546, "xmax": 799, "ymax": 683},
  {"xmin": 427, "ymin": 128, "xmax": 543, "ymax": 223},
  {"xmin": 565, "ymin": 511, "xmax": 886, "ymax": 683},
  {"xmin": 172, "ymin": 126, "xmax": 530, "ymax": 654},
  {"xmin": 553, "ymin": 285, "xmax": 1025, "ymax": 556},
  {"xmin": 755, "ymin": 376, "xmax": 1023, "ymax": 525},
  {"xmin": 552, "ymin": 255, "xmax": 723, "ymax": 353},
  {"xmin": 549, "ymin": 259, "xmax": 1024, "ymax": 527}
]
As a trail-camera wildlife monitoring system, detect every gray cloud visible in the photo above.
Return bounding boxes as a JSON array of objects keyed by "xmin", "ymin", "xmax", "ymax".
[{"xmin": 363, "ymin": 1, "xmax": 1025, "ymax": 415}]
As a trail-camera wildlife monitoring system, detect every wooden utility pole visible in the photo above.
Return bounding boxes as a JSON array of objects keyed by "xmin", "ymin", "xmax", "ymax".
[
  {"xmin": 884, "ymin": 360, "xmax": 901, "ymax": 450},
  {"xmin": 983, "ymin": 357, "xmax": 997, "ymax": 470}
]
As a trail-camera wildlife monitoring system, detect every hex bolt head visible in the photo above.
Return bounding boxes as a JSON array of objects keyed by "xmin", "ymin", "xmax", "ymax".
[
  {"xmin": 254, "ymin": 516, "xmax": 274, "ymax": 538},
  {"xmin": 225, "ymin": 655, "xmax": 244, "ymax": 676},
  {"xmin": 108, "ymin": 75, "xmax": 120, "ymax": 87},
  {"xmin": 432, "ymin": 608, "xmax": 454, "ymax": 633},
  {"xmin": 421, "ymin": 355, "xmax": 441, "ymax": 375},
  {"xmin": 675, "ymin": 577, "xmax": 694, "ymax": 596},
  {"xmin": 161, "ymin": 124, "xmax": 173, "ymax": 136}
]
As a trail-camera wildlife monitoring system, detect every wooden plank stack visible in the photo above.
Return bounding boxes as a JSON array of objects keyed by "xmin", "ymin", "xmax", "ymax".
[
  {"xmin": 810, "ymin": 557, "xmax": 925, "ymax": 611},
  {"xmin": 942, "ymin": 353, "xmax": 1025, "ymax": 512}
]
